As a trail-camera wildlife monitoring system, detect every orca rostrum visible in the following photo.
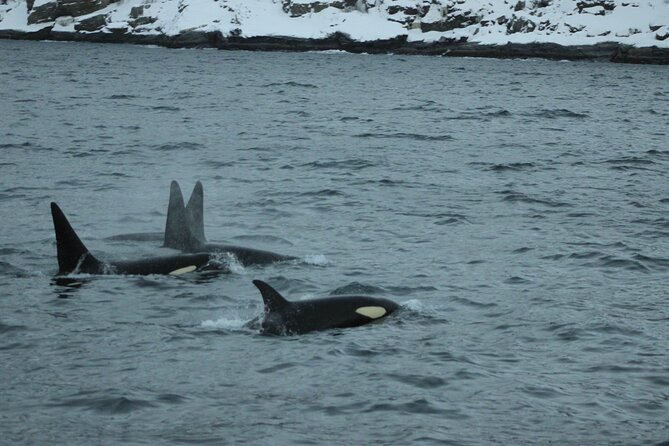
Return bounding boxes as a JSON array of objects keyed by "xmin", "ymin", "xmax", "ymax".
[
  {"xmin": 251, "ymin": 280, "xmax": 399, "ymax": 335},
  {"xmin": 50, "ymin": 202, "xmax": 219, "ymax": 276}
]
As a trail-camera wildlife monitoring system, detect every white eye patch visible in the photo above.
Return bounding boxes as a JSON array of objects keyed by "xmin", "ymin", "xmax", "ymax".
[
  {"xmin": 169, "ymin": 265, "xmax": 197, "ymax": 276},
  {"xmin": 355, "ymin": 306, "xmax": 387, "ymax": 319}
]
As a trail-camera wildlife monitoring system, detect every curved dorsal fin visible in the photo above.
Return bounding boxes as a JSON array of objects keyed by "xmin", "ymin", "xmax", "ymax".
[
  {"xmin": 50, "ymin": 202, "xmax": 103, "ymax": 275},
  {"xmin": 252, "ymin": 280, "xmax": 290, "ymax": 313},
  {"xmin": 164, "ymin": 181, "xmax": 199, "ymax": 250},
  {"xmin": 185, "ymin": 180, "xmax": 206, "ymax": 244}
]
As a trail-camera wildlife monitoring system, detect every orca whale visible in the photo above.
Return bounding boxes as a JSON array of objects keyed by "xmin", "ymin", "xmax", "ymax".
[
  {"xmin": 163, "ymin": 181, "xmax": 296, "ymax": 267},
  {"xmin": 251, "ymin": 280, "xmax": 399, "ymax": 335},
  {"xmin": 50, "ymin": 202, "xmax": 220, "ymax": 276}
]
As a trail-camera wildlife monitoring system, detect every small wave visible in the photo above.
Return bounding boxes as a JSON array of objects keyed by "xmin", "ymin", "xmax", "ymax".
[
  {"xmin": 299, "ymin": 189, "xmax": 343, "ymax": 197},
  {"xmin": 604, "ymin": 157, "xmax": 656, "ymax": 171},
  {"xmin": 504, "ymin": 276, "xmax": 531, "ymax": 284},
  {"xmin": 149, "ymin": 105, "xmax": 181, "ymax": 112},
  {"xmin": 522, "ymin": 385, "xmax": 565, "ymax": 399},
  {"xmin": 388, "ymin": 285, "xmax": 438, "ymax": 295},
  {"xmin": 364, "ymin": 399, "xmax": 468, "ymax": 418},
  {"xmin": 105, "ymin": 94, "xmax": 136, "ymax": 99},
  {"xmin": 51, "ymin": 394, "xmax": 156, "ymax": 414},
  {"xmin": 354, "ymin": 132, "xmax": 454, "ymax": 141},
  {"xmin": 387, "ymin": 373, "xmax": 447, "ymax": 389},
  {"xmin": 451, "ymin": 296, "xmax": 496, "ymax": 308},
  {"xmin": 488, "ymin": 162, "xmax": 537, "ymax": 172},
  {"xmin": 231, "ymin": 234, "xmax": 294, "ymax": 246},
  {"xmin": 0, "ymin": 322, "xmax": 28, "ymax": 334},
  {"xmin": 155, "ymin": 393, "xmax": 187, "ymax": 404},
  {"xmin": 533, "ymin": 108, "xmax": 589, "ymax": 119},
  {"xmin": 301, "ymin": 159, "xmax": 376, "ymax": 170},
  {"xmin": 497, "ymin": 190, "xmax": 570, "ymax": 208},
  {"xmin": 105, "ymin": 232, "xmax": 163, "ymax": 242},
  {"xmin": 262, "ymin": 81, "xmax": 318, "ymax": 89},
  {"xmin": 256, "ymin": 362, "xmax": 298, "ymax": 374},
  {"xmin": 646, "ymin": 149, "xmax": 669, "ymax": 158},
  {"xmin": 153, "ymin": 142, "xmax": 201, "ymax": 151},
  {"xmin": 0, "ymin": 142, "xmax": 35, "ymax": 150},
  {"xmin": 0, "ymin": 261, "xmax": 31, "ymax": 278},
  {"xmin": 633, "ymin": 254, "xmax": 669, "ymax": 272}
]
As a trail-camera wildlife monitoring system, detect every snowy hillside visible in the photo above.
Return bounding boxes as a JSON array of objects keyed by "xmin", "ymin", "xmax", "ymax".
[{"xmin": 1, "ymin": 0, "xmax": 668, "ymax": 62}]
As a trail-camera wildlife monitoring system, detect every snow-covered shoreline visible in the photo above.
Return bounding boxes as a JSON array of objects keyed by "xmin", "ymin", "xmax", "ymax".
[{"xmin": 1, "ymin": 0, "xmax": 668, "ymax": 64}]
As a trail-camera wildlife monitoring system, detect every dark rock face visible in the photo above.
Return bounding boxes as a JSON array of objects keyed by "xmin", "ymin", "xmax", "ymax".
[
  {"xmin": 27, "ymin": 1, "xmax": 58, "ymax": 24},
  {"xmin": 506, "ymin": 15, "xmax": 536, "ymax": 33},
  {"xmin": 421, "ymin": 11, "xmax": 479, "ymax": 33},
  {"xmin": 59, "ymin": 0, "xmax": 112, "ymax": 16},
  {"xmin": 576, "ymin": 0, "xmax": 616, "ymax": 13},
  {"xmin": 129, "ymin": 5, "xmax": 143, "ymax": 19},
  {"xmin": 28, "ymin": 0, "xmax": 115, "ymax": 24},
  {"xmin": 386, "ymin": 3, "xmax": 429, "ymax": 25},
  {"xmin": 74, "ymin": 13, "xmax": 106, "ymax": 31},
  {"xmin": 282, "ymin": 0, "xmax": 359, "ymax": 17},
  {"xmin": 129, "ymin": 16, "xmax": 157, "ymax": 28}
]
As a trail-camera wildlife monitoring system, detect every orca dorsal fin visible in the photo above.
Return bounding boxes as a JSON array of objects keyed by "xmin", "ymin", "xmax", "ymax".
[
  {"xmin": 252, "ymin": 280, "xmax": 290, "ymax": 313},
  {"xmin": 50, "ymin": 202, "xmax": 103, "ymax": 275},
  {"xmin": 185, "ymin": 180, "xmax": 206, "ymax": 244},
  {"xmin": 164, "ymin": 181, "xmax": 199, "ymax": 250}
]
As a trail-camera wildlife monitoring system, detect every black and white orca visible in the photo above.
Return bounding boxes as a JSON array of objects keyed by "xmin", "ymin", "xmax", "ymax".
[
  {"xmin": 163, "ymin": 181, "xmax": 296, "ymax": 267},
  {"xmin": 250, "ymin": 280, "xmax": 399, "ymax": 335},
  {"xmin": 50, "ymin": 202, "xmax": 220, "ymax": 276}
]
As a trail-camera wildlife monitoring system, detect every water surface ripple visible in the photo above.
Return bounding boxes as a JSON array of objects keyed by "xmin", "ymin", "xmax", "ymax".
[{"xmin": 1, "ymin": 41, "xmax": 668, "ymax": 445}]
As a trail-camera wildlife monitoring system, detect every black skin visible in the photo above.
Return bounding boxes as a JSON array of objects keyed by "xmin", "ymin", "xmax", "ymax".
[
  {"xmin": 51, "ymin": 202, "xmax": 224, "ymax": 276},
  {"xmin": 163, "ymin": 181, "xmax": 297, "ymax": 267},
  {"xmin": 252, "ymin": 280, "xmax": 399, "ymax": 335},
  {"xmin": 100, "ymin": 253, "xmax": 219, "ymax": 275},
  {"xmin": 185, "ymin": 243, "xmax": 296, "ymax": 266}
]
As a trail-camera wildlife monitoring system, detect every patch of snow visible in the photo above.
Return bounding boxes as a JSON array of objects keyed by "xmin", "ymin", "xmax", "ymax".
[{"xmin": 1, "ymin": 0, "xmax": 668, "ymax": 48}]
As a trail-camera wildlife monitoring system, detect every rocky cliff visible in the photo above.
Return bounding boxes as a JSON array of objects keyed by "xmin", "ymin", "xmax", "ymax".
[{"xmin": 1, "ymin": 0, "xmax": 668, "ymax": 63}]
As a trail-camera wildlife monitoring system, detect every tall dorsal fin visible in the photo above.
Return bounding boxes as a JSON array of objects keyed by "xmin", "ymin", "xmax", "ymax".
[
  {"xmin": 164, "ymin": 180, "xmax": 199, "ymax": 250},
  {"xmin": 50, "ymin": 202, "xmax": 103, "ymax": 275},
  {"xmin": 185, "ymin": 180, "xmax": 206, "ymax": 244},
  {"xmin": 252, "ymin": 280, "xmax": 290, "ymax": 313}
]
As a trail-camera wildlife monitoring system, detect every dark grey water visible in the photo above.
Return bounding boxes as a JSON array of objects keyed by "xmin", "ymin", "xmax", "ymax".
[{"xmin": 1, "ymin": 40, "xmax": 668, "ymax": 445}]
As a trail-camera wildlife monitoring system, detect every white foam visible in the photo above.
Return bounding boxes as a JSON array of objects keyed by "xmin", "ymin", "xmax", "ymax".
[
  {"xmin": 303, "ymin": 254, "xmax": 329, "ymax": 266},
  {"xmin": 402, "ymin": 299, "xmax": 428, "ymax": 312},
  {"xmin": 201, "ymin": 316, "xmax": 247, "ymax": 330}
]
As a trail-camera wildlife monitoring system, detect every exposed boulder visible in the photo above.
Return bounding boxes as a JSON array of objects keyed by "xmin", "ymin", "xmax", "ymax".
[
  {"xmin": 282, "ymin": 0, "xmax": 360, "ymax": 17},
  {"xmin": 59, "ymin": 0, "xmax": 112, "ymax": 17},
  {"xmin": 27, "ymin": 1, "xmax": 58, "ymax": 24},
  {"xmin": 74, "ymin": 13, "xmax": 106, "ymax": 31},
  {"xmin": 129, "ymin": 5, "xmax": 143, "ymax": 19},
  {"xmin": 507, "ymin": 15, "xmax": 536, "ymax": 33},
  {"xmin": 28, "ymin": 0, "xmax": 114, "ymax": 24},
  {"xmin": 421, "ymin": 10, "xmax": 480, "ymax": 33},
  {"xmin": 129, "ymin": 16, "xmax": 157, "ymax": 28},
  {"xmin": 576, "ymin": 0, "xmax": 615, "ymax": 13}
]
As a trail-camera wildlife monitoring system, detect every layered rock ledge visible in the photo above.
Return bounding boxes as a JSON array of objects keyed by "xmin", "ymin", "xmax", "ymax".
[{"xmin": 1, "ymin": 0, "xmax": 668, "ymax": 64}]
